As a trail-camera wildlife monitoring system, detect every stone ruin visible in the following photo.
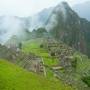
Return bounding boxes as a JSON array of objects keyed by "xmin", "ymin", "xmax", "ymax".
[{"xmin": 0, "ymin": 44, "xmax": 45, "ymax": 76}]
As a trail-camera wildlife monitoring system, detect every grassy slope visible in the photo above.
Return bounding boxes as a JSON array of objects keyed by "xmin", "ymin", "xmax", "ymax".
[
  {"xmin": 22, "ymin": 39, "xmax": 59, "ymax": 67},
  {"xmin": 22, "ymin": 39, "xmax": 60, "ymax": 78},
  {"xmin": 0, "ymin": 59, "xmax": 73, "ymax": 90},
  {"xmin": 22, "ymin": 38, "xmax": 90, "ymax": 89}
]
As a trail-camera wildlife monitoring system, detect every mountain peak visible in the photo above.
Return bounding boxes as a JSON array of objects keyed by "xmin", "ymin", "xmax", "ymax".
[
  {"xmin": 57, "ymin": 1, "xmax": 70, "ymax": 9},
  {"xmin": 61, "ymin": 1, "xmax": 69, "ymax": 6},
  {"xmin": 51, "ymin": 1, "xmax": 72, "ymax": 22}
]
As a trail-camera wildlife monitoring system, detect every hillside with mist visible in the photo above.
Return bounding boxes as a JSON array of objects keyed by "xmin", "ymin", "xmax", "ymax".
[
  {"xmin": 0, "ymin": 1, "xmax": 90, "ymax": 90},
  {"xmin": 45, "ymin": 2, "xmax": 90, "ymax": 57},
  {"xmin": 0, "ymin": 16, "xmax": 30, "ymax": 44},
  {"xmin": 0, "ymin": 2, "xmax": 90, "ymax": 57}
]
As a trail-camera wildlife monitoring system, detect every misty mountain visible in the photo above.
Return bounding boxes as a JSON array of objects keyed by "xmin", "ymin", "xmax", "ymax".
[
  {"xmin": 27, "ymin": 7, "xmax": 53, "ymax": 31},
  {"xmin": 0, "ymin": 1, "xmax": 90, "ymax": 57},
  {"xmin": 45, "ymin": 2, "xmax": 90, "ymax": 57},
  {"xmin": 73, "ymin": 1, "xmax": 90, "ymax": 21},
  {"xmin": 0, "ymin": 16, "xmax": 30, "ymax": 44}
]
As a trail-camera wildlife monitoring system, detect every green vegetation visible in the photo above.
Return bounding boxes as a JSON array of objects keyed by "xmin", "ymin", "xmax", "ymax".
[
  {"xmin": 0, "ymin": 2, "xmax": 90, "ymax": 90},
  {"xmin": 22, "ymin": 39, "xmax": 59, "ymax": 67},
  {"xmin": 31, "ymin": 28, "xmax": 48, "ymax": 38},
  {"xmin": 73, "ymin": 53, "xmax": 90, "ymax": 74},
  {"xmin": 22, "ymin": 38, "xmax": 90, "ymax": 89},
  {"xmin": 1, "ymin": 37, "xmax": 90, "ymax": 90},
  {"xmin": 0, "ymin": 59, "xmax": 73, "ymax": 90},
  {"xmin": 82, "ymin": 76, "xmax": 90, "ymax": 87},
  {"xmin": 22, "ymin": 39, "xmax": 60, "ymax": 78}
]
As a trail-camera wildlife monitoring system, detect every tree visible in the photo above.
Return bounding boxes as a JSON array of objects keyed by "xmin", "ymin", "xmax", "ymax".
[
  {"xmin": 18, "ymin": 42, "xmax": 22, "ymax": 49},
  {"xmin": 36, "ymin": 27, "xmax": 47, "ymax": 38}
]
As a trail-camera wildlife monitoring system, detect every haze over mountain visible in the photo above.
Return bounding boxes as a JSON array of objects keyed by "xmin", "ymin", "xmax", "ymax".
[
  {"xmin": 0, "ymin": 1, "xmax": 90, "ymax": 57},
  {"xmin": 27, "ymin": 7, "xmax": 53, "ymax": 31},
  {"xmin": 73, "ymin": 1, "xmax": 90, "ymax": 21},
  {"xmin": 0, "ymin": 0, "xmax": 89, "ymax": 17},
  {"xmin": 0, "ymin": 16, "xmax": 29, "ymax": 44},
  {"xmin": 44, "ymin": 2, "xmax": 90, "ymax": 57},
  {"xmin": 0, "ymin": 1, "xmax": 90, "ymax": 90}
]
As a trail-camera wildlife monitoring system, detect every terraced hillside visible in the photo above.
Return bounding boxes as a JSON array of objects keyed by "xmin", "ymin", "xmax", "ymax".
[
  {"xmin": 22, "ymin": 38, "xmax": 60, "ymax": 78},
  {"xmin": 44, "ymin": 38, "xmax": 90, "ymax": 90},
  {"xmin": 0, "ymin": 38, "xmax": 90, "ymax": 90},
  {"xmin": 22, "ymin": 38, "xmax": 90, "ymax": 90},
  {"xmin": 0, "ymin": 59, "xmax": 73, "ymax": 90},
  {"xmin": 0, "ymin": 44, "xmax": 44, "ymax": 75}
]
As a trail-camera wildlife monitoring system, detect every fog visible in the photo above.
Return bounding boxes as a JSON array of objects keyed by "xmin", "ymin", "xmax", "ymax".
[
  {"xmin": 0, "ymin": 16, "xmax": 26, "ymax": 44},
  {"xmin": 46, "ymin": 2, "xmax": 67, "ymax": 31},
  {"xmin": 0, "ymin": 0, "xmax": 89, "ymax": 44}
]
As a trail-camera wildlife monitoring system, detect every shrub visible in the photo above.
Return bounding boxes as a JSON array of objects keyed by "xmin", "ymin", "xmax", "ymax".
[{"xmin": 40, "ymin": 44, "xmax": 44, "ymax": 48}]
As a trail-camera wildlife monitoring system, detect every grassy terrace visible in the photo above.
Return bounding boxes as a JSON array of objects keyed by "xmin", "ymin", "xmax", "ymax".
[
  {"xmin": 0, "ymin": 59, "xmax": 73, "ymax": 90},
  {"xmin": 22, "ymin": 39, "xmax": 60, "ymax": 78},
  {"xmin": 22, "ymin": 38, "xmax": 90, "ymax": 89},
  {"xmin": 22, "ymin": 39, "xmax": 59, "ymax": 67}
]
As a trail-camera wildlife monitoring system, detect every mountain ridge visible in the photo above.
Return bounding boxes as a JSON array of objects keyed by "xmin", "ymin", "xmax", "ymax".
[
  {"xmin": 0, "ymin": 2, "xmax": 90, "ymax": 57},
  {"xmin": 44, "ymin": 2, "xmax": 90, "ymax": 57}
]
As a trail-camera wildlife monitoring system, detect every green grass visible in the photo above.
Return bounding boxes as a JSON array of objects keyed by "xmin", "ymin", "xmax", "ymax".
[
  {"xmin": 73, "ymin": 52, "xmax": 90, "ymax": 74},
  {"xmin": 22, "ymin": 39, "xmax": 90, "ymax": 89},
  {"xmin": 22, "ymin": 39, "xmax": 59, "ymax": 67},
  {"xmin": 0, "ymin": 59, "xmax": 73, "ymax": 90},
  {"xmin": 82, "ymin": 76, "xmax": 90, "ymax": 87},
  {"xmin": 22, "ymin": 39, "xmax": 60, "ymax": 78}
]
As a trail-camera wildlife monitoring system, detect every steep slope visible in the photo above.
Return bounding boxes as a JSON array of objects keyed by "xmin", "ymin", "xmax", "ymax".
[
  {"xmin": 0, "ymin": 44, "xmax": 44, "ymax": 75},
  {"xmin": 22, "ymin": 38, "xmax": 90, "ymax": 90},
  {"xmin": 27, "ymin": 8, "xmax": 53, "ymax": 31},
  {"xmin": 45, "ymin": 2, "xmax": 90, "ymax": 57},
  {"xmin": 22, "ymin": 38, "xmax": 59, "ymax": 78},
  {"xmin": 0, "ymin": 59, "xmax": 73, "ymax": 90},
  {"xmin": 1, "ymin": 36, "xmax": 90, "ymax": 90}
]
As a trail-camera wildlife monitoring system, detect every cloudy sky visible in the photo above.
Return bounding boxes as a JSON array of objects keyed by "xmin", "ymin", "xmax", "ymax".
[{"xmin": 0, "ymin": 0, "xmax": 89, "ymax": 17}]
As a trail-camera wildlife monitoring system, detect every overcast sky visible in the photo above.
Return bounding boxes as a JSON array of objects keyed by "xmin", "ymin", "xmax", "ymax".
[{"xmin": 0, "ymin": 0, "xmax": 89, "ymax": 17}]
